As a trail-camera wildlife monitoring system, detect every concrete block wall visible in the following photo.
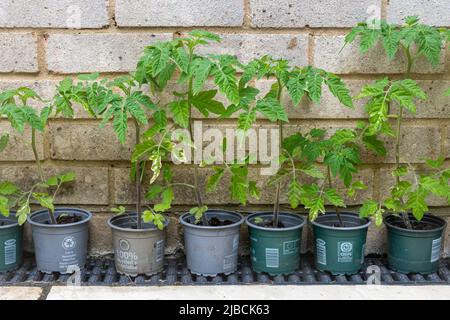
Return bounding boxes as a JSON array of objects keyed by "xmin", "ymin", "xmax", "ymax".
[{"xmin": 0, "ymin": 0, "xmax": 449, "ymax": 257}]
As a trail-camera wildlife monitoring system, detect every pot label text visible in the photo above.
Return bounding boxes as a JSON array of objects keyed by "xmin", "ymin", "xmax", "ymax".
[
  {"xmin": 4, "ymin": 239, "xmax": 16, "ymax": 265},
  {"xmin": 337, "ymin": 241, "xmax": 353, "ymax": 263},
  {"xmin": 283, "ymin": 239, "xmax": 300, "ymax": 255},
  {"xmin": 431, "ymin": 237, "xmax": 442, "ymax": 263},
  {"xmin": 265, "ymin": 248, "xmax": 279, "ymax": 268},
  {"xmin": 316, "ymin": 238, "xmax": 326, "ymax": 265}
]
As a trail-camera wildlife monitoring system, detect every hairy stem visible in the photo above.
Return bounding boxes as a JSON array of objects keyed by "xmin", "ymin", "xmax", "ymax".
[
  {"xmin": 134, "ymin": 119, "xmax": 142, "ymax": 229},
  {"xmin": 32, "ymin": 128, "xmax": 57, "ymax": 224},
  {"xmin": 273, "ymin": 78, "xmax": 283, "ymax": 228},
  {"xmin": 187, "ymin": 47, "xmax": 207, "ymax": 226},
  {"xmin": 397, "ymin": 44, "xmax": 414, "ymax": 229},
  {"xmin": 327, "ymin": 166, "xmax": 344, "ymax": 227}
]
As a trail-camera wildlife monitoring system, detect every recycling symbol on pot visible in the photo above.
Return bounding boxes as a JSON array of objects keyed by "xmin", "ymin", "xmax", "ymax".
[
  {"xmin": 119, "ymin": 239, "xmax": 130, "ymax": 251},
  {"xmin": 62, "ymin": 236, "xmax": 76, "ymax": 250},
  {"xmin": 340, "ymin": 242, "xmax": 353, "ymax": 253}
]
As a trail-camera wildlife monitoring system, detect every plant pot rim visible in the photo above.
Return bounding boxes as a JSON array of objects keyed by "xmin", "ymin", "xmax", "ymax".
[
  {"xmin": 245, "ymin": 211, "xmax": 306, "ymax": 232},
  {"xmin": 27, "ymin": 207, "xmax": 92, "ymax": 228},
  {"xmin": 108, "ymin": 212, "xmax": 169, "ymax": 232},
  {"xmin": 0, "ymin": 211, "xmax": 19, "ymax": 229},
  {"xmin": 384, "ymin": 213, "xmax": 447, "ymax": 233},
  {"xmin": 311, "ymin": 212, "xmax": 371, "ymax": 231},
  {"xmin": 180, "ymin": 209, "xmax": 244, "ymax": 230}
]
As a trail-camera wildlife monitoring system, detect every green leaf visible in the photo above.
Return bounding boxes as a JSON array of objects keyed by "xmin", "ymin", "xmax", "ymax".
[
  {"xmin": 420, "ymin": 176, "xmax": 448, "ymax": 197},
  {"xmin": 189, "ymin": 30, "xmax": 221, "ymax": 42},
  {"xmin": 405, "ymin": 189, "xmax": 428, "ymax": 221},
  {"xmin": 153, "ymin": 187, "xmax": 174, "ymax": 212},
  {"xmin": 382, "ymin": 27, "xmax": 400, "ymax": 59},
  {"xmin": 0, "ymin": 196, "xmax": 9, "ymax": 217},
  {"xmin": 113, "ymin": 107, "xmax": 128, "ymax": 145},
  {"xmin": 392, "ymin": 166, "xmax": 408, "ymax": 177},
  {"xmin": 238, "ymin": 108, "xmax": 257, "ymax": 131},
  {"xmin": 206, "ymin": 167, "xmax": 225, "ymax": 193},
  {"xmin": 212, "ymin": 64, "xmax": 240, "ymax": 105},
  {"xmin": 190, "ymin": 90, "xmax": 225, "ymax": 116},
  {"xmin": 359, "ymin": 200, "xmax": 378, "ymax": 218},
  {"xmin": 305, "ymin": 68, "xmax": 323, "ymax": 103},
  {"xmin": 286, "ymin": 71, "xmax": 306, "ymax": 106},
  {"xmin": 324, "ymin": 73, "xmax": 353, "ymax": 108},
  {"xmin": 191, "ymin": 59, "xmax": 212, "ymax": 95},
  {"xmin": 324, "ymin": 189, "xmax": 345, "ymax": 207},
  {"xmin": 146, "ymin": 185, "xmax": 164, "ymax": 200},
  {"xmin": 189, "ymin": 205, "xmax": 209, "ymax": 224},
  {"xmin": 362, "ymin": 134, "xmax": 386, "ymax": 156},
  {"xmin": 0, "ymin": 134, "xmax": 9, "ymax": 152},
  {"xmin": 287, "ymin": 180, "xmax": 302, "ymax": 209},
  {"xmin": 169, "ymin": 100, "xmax": 189, "ymax": 128},
  {"xmin": 230, "ymin": 165, "xmax": 249, "ymax": 205},
  {"xmin": 360, "ymin": 28, "xmax": 380, "ymax": 53},
  {"xmin": 0, "ymin": 182, "xmax": 19, "ymax": 195},
  {"xmin": 17, "ymin": 202, "xmax": 30, "ymax": 225},
  {"xmin": 255, "ymin": 97, "xmax": 288, "ymax": 122},
  {"xmin": 299, "ymin": 166, "xmax": 325, "ymax": 179},
  {"xmin": 59, "ymin": 172, "xmax": 76, "ymax": 183},
  {"xmin": 248, "ymin": 181, "xmax": 260, "ymax": 200},
  {"xmin": 33, "ymin": 193, "xmax": 54, "ymax": 213},
  {"xmin": 425, "ymin": 156, "xmax": 445, "ymax": 169},
  {"xmin": 77, "ymin": 73, "xmax": 100, "ymax": 81}
]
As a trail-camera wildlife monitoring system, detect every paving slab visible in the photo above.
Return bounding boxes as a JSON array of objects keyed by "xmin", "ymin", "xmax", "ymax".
[
  {"xmin": 46, "ymin": 285, "xmax": 450, "ymax": 300},
  {"xmin": 0, "ymin": 287, "xmax": 42, "ymax": 300}
]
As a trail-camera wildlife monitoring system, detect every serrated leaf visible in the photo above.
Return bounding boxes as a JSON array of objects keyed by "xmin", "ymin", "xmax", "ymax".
[
  {"xmin": 405, "ymin": 189, "xmax": 428, "ymax": 221},
  {"xmin": 324, "ymin": 73, "xmax": 353, "ymax": 108},
  {"xmin": 146, "ymin": 184, "xmax": 164, "ymax": 200},
  {"xmin": 0, "ymin": 182, "xmax": 19, "ymax": 195},
  {"xmin": 287, "ymin": 179, "xmax": 302, "ymax": 209},
  {"xmin": 324, "ymin": 188, "xmax": 345, "ymax": 207},
  {"xmin": 212, "ymin": 64, "xmax": 240, "ymax": 105},
  {"xmin": 0, "ymin": 134, "xmax": 9, "ymax": 152},
  {"xmin": 255, "ymin": 97, "xmax": 288, "ymax": 122},
  {"xmin": 169, "ymin": 100, "xmax": 189, "ymax": 128},
  {"xmin": 0, "ymin": 196, "xmax": 9, "ymax": 217},
  {"xmin": 33, "ymin": 193, "xmax": 54, "ymax": 213},
  {"xmin": 192, "ymin": 59, "xmax": 212, "ymax": 95},
  {"xmin": 206, "ymin": 167, "xmax": 225, "ymax": 193},
  {"xmin": 153, "ymin": 187, "xmax": 174, "ymax": 212}
]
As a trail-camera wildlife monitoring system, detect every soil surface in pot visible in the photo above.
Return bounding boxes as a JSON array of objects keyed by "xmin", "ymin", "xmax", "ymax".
[
  {"xmin": 44, "ymin": 214, "xmax": 82, "ymax": 225},
  {"xmin": 0, "ymin": 220, "xmax": 14, "ymax": 227},
  {"xmin": 254, "ymin": 219, "xmax": 286, "ymax": 228},
  {"xmin": 195, "ymin": 217, "xmax": 233, "ymax": 226},
  {"xmin": 390, "ymin": 219, "xmax": 436, "ymax": 231}
]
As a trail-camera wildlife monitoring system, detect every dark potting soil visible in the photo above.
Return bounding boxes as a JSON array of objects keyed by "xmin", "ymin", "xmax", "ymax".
[
  {"xmin": 255, "ymin": 219, "xmax": 285, "ymax": 228},
  {"xmin": 391, "ymin": 219, "xmax": 437, "ymax": 231},
  {"xmin": 196, "ymin": 217, "xmax": 233, "ymax": 226},
  {"xmin": 55, "ymin": 214, "xmax": 82, "ymax": 225}
]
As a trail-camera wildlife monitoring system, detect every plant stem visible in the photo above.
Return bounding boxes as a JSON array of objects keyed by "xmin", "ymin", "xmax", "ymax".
[
  {"xmin": 31, "ymin": 128, "xmax": 44, "ymax": 182},
  {"xmin": 186, "ymin": 46, "xmax": 207, "ymax": 226},
  {"xmin": 327, "ymin": 166, "xmax": 344, "ymax": 227},
  {"xmin": 134, "ymin": 119, "xmax": 142, "ymax": 229},
  {"xmin": 32, "ymin": 128, "xmax": 57, "ymax": 225},
  {"xmin": 272, "ymin": 78, "xmax": 283, "ymax": 228},
  {"xmin": 397, "ymin": 44, "xmax": 414, "ymax": 229}
]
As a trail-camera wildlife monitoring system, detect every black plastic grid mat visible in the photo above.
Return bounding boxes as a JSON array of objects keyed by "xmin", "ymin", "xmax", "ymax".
[{"xmin": 1, "ymin": 254, "xmax": 450, "ymax": 286}]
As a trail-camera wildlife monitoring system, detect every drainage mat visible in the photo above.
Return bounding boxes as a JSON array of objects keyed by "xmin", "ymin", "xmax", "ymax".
[{"xmin": 1, "ymin": 254, "xmax": 450, "ymax": 286}]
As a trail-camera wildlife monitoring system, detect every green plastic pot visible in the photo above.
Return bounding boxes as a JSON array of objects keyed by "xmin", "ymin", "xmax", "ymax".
[
  {"xmin": 246, "ymin": 212, "xmax": 306, "ymax": 276},
  {"xmin": 0, "ymin": 213, "xmax": 23, "ymax": 272},
  {"xmin": 312, "ymin": 212, "xmax": 370, "ymax": 275},
  {"xmin": 385, "ymin": 214, "xmax": 447, "ymax": 274}
]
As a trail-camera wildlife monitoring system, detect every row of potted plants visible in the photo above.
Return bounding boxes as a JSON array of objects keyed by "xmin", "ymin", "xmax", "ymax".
[{"xmin": 0, "ymin": 16, "xmax": 449, "ymax": 277}]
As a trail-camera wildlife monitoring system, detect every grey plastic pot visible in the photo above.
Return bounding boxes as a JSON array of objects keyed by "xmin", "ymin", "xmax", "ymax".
[
  {"xmin": 108, "ymin": 213, "xmax": 169, "ymax": 276},
  {"xmin": 0, "ymin": 212, "xmax": 23, "ymax": 272},
  {"xmin": 180, "ymin": 210, "xmax": 244, "ymax": 276},
  {"xmin": 27, "ymin": 207, "xmax": 92, "ymax": 274}
]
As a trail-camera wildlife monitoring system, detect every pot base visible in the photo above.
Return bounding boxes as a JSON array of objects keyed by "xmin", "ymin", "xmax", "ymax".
[{"xmin": 108, "ymin": 213, "xmax": 168, "ymax": 277}]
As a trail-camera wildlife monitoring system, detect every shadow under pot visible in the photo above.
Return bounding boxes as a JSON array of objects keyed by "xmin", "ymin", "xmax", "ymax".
[
  {"xmin": 311, "ymin": 212, "xmax": 370, "ymax": 275},
  {"xmin": 385, "ymin": 213, "xmax": 447, "ymax": 274},
  {"xmin": 108, "ymin": 213, "xmax": 169, "ymax": 276},
  {"xmin": 27, "ymin": 208, "xmax": 92, "ymax": 274},
  {"xmin": 0, "ymin": 212, "xmax": 23, "ymax": 272},
  {"xmin": 180, "ymin": 210, "xmax": 244, "ymax": 276},
  {"xmin": 246, "ymin": 212, "xmax": 306, "ymax": 276}
]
